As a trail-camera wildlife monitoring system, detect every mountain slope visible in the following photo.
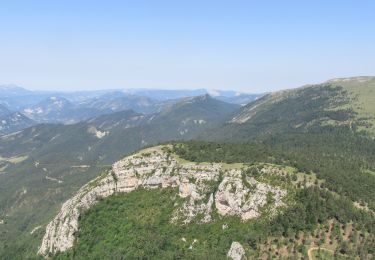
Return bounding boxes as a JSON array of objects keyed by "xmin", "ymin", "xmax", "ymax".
[
  {"xmin": 211, "ymin": 77, "xmax": 375, "ymax": 140},
  {"xmin": 39, "ymin": 145, "xmax": 288, "ymax": 256},
  {"xmin": 0, "ymin": 95, "xmax": 238, "ymax": 164},
  {"xmin": 144, "ymin": 94, "xmax": 240, "ymax": 141},
  {"xmin": 0, "ymin": 85, "xmax": 55, "ymax": 111},
  {"xmin": 40, "ymin": 144, "xmax": 375, "ymax": 259},
  {"xmin": 0, "ymin": 96, "xmax": 240, "ymax": 259},
  {"xmin": 327, "ymin": 76, "xmax": 375, "ymax": 131},
  {"xmin": 204, "ymin": 77, "xmax": 375, "ymax": 215},
  {"xmin": 0, "ymin": 104, "xmax": 11, "ymax": 117},
  {"xmin": 1, "ymin": 79, "xmax": 374, "ymax": 259},
  {"xmin": 22, "ymin": 96, "xmax": 101, "ymax": 124},
  {"xmin": 0, "ymin": 85, "xmax": 32, "ymax": 97},
  {"xmin": 215, "ymin": 93, "xmax": 260, "ymax": 106},
  {"xmin": 79, "ymin": 93, "xmax": 161, "ymax": 114},
  {"xmin": 21, "ymin": 93, "xmax": 232, "ymax": 125},
  {"xmin": 0, "ymin": 112, "xmax": 35, "ymax": 135}
]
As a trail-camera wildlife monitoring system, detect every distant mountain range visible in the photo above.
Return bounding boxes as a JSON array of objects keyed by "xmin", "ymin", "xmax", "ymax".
[
  {"xmin": 0, "ymin": 85, "xmax": 259, "ymax": 134},
  {"xmin": 0, "ymin": 94, "xmax": 239, "ymax": 163},
  {"xmin": 0, "ymin": 103, "xmax": 35, "ymax": 134},
  {"xmin": 0, "ymin": 85, "xmax": 259, "ymax": 109},
  {"xmin": 0, "ymin": 112, "xmax": 35, "ymax": 135},
  {"xmin": 124, "ymin": 88, "xmax": 259, "ymax": 105}
]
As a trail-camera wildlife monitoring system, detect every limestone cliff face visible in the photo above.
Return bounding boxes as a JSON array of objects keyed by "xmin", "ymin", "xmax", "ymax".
[
  {"xmin": 215, "ymin": 170, "xmax": 286, "ymax": 220},
  {"xmin": 38, "ymin": 146, "xmax": 287, "ymax": 256}
]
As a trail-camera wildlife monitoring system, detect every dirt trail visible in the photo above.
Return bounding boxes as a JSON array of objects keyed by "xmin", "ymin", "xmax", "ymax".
[{"xmin": 308, "ymin": 247, "xmax": 334, "ymax": 260}]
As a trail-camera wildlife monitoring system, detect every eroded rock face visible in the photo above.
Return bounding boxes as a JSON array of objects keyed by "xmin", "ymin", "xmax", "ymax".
[
  {"xmin": 227, "ymin": 241, "xmax": 246, "ymax": 260},
  {"xmin": 38, "ymin": 147, "xmax": 287, "ymax": 256},
  {"xmin": 215, "ymin": 170, "xmax": 286, "ymax": 220}
]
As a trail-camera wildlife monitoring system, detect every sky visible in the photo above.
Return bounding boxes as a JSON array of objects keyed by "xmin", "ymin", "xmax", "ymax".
[{"xmin": 0, "ymin": 0, "xmax": 375, "ymax": 93}]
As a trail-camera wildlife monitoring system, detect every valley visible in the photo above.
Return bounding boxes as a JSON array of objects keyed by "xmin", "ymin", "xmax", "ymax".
[{"xmin": 0, "ymin": 77, "xmax": 374, "ymax": 259}]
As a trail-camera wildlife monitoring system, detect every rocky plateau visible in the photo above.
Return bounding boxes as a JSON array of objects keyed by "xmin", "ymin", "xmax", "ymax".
[{"xmin": 38, "ymin": 146, "xmax": 287, "ymax": 256}]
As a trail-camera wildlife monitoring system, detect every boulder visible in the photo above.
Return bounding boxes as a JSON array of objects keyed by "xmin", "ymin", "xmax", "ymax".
[{"xmin": 227, "ymin": 241, "xmax": 246, "ymax": 260}]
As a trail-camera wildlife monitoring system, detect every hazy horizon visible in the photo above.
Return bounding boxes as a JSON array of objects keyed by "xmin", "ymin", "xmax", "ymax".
[
  {"xmin": 2, "ymin": 75, "xmax": 374, "ymax": 94},
  {"xmin": 1, "ymin": 1, "xmax": 375, "ymax": 92}
]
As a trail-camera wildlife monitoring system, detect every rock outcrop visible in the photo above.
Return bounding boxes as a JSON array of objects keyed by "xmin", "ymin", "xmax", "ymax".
[
  {"xmin": 227, "ymin": 241, "xmax": 246, "ymax": 260},
  {"xmin": 38, "ymin": 146, "xmax": 287, "ymax": 256},
  {"xmin": 215, "ymin": 170, "xmax": 286, "ymax": 220}
]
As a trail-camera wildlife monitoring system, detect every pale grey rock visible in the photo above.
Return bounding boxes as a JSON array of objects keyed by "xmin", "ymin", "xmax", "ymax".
[
  {"xmin": 227, "ymin": 241, "xmax": 246, "ymax": 260},
  {"xmin": 215, "ymin": 170, "xmax": 286, "ymax": 220}
]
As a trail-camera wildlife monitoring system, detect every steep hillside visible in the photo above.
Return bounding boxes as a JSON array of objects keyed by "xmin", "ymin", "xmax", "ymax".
[
  {"xmin": 39, "ymin": 145, "xmax": 374, "ymax": 259},
  {"xmin": 144, "ymin": 94, "xmax": 240, "ymax": 141},
  {"xmin": 156, "ymin": 94, "xmax": 239, "ymax": 120}
]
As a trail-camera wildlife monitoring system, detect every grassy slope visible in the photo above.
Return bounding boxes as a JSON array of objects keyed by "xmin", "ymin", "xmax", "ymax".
[
  {"xmin": 328, "ymin": 76, "xmax": 375, "ymax": 133},
  {"xmin": 213, "ymin": 77, "xmax": 375, "ymax": 139}
]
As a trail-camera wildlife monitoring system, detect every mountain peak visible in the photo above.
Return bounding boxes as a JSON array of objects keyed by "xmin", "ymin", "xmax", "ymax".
[
  {"xmin": 186, "ymin": 93, "xmax": 212, "ymax": 102},
  {"xmin": 0, "ymin": 85, "xmax": 31, "ymax": 97}
]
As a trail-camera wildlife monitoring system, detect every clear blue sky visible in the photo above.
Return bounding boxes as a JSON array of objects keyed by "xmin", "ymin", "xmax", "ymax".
[{"xmin": 1, "ymin": 0, "xmax": 374, "ymax": 92}]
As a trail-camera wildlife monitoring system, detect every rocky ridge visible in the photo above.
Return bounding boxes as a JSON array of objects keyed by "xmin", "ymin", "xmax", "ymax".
[{"xmin": 38, "ymin": 146, "xmax": 287, "ymax": 256}]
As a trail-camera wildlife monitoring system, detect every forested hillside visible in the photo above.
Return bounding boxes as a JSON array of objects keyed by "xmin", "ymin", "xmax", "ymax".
[
  {"xmin": 48, "ymin": 143, "xmax": 375, "ymax": 259},
  {"xmin": 203, "ymin": 77, "xmax": 375, "ymax": 213}
]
